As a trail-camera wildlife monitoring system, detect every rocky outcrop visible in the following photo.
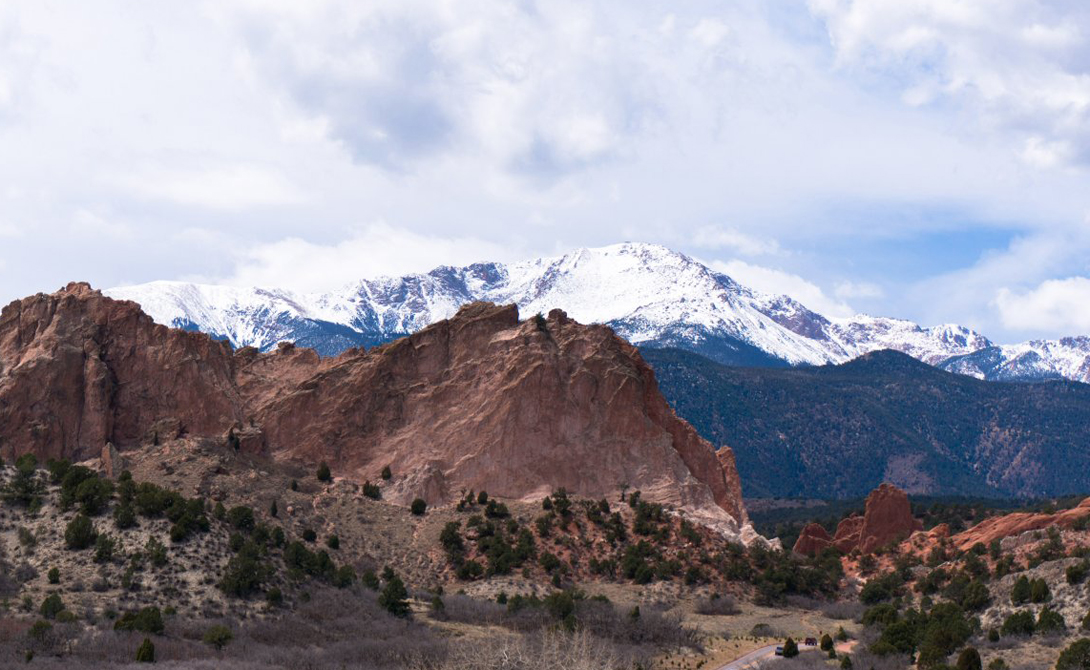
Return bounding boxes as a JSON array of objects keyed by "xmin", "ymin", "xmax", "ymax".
[
  {"xmin": 0, "ymin": 285, "xmax": 755, "ymax": 541},
  {"xmin": 793, "ymin": 523, "xmax": 834, "ymax": 555},
  {"xmin": 857, "ymin": 483, "xmax": 923, "ymax": 553},
  {"xmin": 949, "ymin": 498, "xmax": 1090, "ymax": 551},
  {"xmin": 794, "ymin": 483, "xmax": 922, "ymax": 555}
]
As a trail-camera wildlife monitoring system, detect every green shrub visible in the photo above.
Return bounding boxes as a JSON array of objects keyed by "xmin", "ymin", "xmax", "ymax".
[
  {"xmin": 226, "ymin": 506, "xmax": 254, "ymax": 531},
  {"xmin": 456, "ymin": 560, "xmax": 484, "ymax": 580},
  {"xmin": 28, "ymin": 620, "xmax": 51, "ymax": 642},
  {"xmin": 333, "ymin": 565, "xmax": 356, "ymax": 588},
  {"xmin": 326, "ymin": 535, "xmax": 340, "ymax": 550},
  {"xmin": 411, "ymin": 498, "xmax": 427, "ymax": 516},
  {"xmin": 64, "ymin": 514, "xmax": 97, "ymax": 550},
  {"xmin": 47, "ymin": 567, "xmax": 59, "ymax": 584},
  {"xmin": 1011, "ymin": 575, "xmax": 1031, "ymax": 605},
  {"xmin": 820, "ymin": 634, "xmax": 834, "ymax": 652},
  {"xmin": 378, "ymin": 573, "xmax": 410, "ymax": 617},
  {"xmin": 114, "ymin": 503, "xmax": 137, "ymax": 529},
  {"xmin": 316, "ymin": 462, "xmax": 331, "ymax": 482},
  {"xmin": 115, "ymin": 607, "xmax": 164, "ymax": 634},
  {"xmin": 363, "ymin": 481, "xmax": 381, "ymax": 500},
  {"xmin": 219, "ymin": 542, "xmax": 271, "ymax": 597},
  {"xmin": 1056, "ymin": 639, "xmax": 1090, "ymax": 670},
  {"xmin": 269, "ymin": 500, "xmax": 278, "ymax": 518},
  {"xmin": 135, "ymin": 637, "xmax": 154, "ymax": 663},
  {"xmin": 1030, "ymin": 577, "xmax": 1051, "ymax": 603},
  {"xmin": 1001, "ymin": 610, "xmax": 1036, "ymax": 637},
  {"xmin": 1068, "ymin": 561, "xmax": 1090, "ymax": 585},
  {"xmin": 539, "ymin": 552, "xmax": 561, "ymax": 573},
  {"xmin": 2, "ymin": 454, "xmax": 43, "ymax": 508},
  {"xmin": 39, "ymin": 594, "xmax": 64, "ymax": 620},
  {"xmin": 1037, "ymin": 607, "xmax": 1067, "ymax": 634},
  {"xmin": 302, "ymin": 528, "xmax": 317, "ymax": 542},
  {"xmin": 145, "ymin": 536, "xmax": 168, "ymax": 567},
  {"xmin": 213, "ymin": 502, "xmax": 226, "ymax": 520},
  {"xmin": 782, "ymin": 638, "xmax": 799, "ymax": 658},
  {"xmin": 266, "ymin": 587, "xmax": 283, "ymax": 606},
  {"xmin": 956, "ymin": 647, "xmax": 982, "ymax": 670},
  {"xmin": 202, "ymin": 625, "xmax": 233, "ymax": 650},
  {"xmin": 55, "ymin": 610, "xmax": 76, "ymax": 623},
  {"xmin": 381, "ymin": 466, "xmax": 392, "ymax": 480},
  {"xmin": 94, "ymin": 534, "xmax": 116, "ymax": 563}
]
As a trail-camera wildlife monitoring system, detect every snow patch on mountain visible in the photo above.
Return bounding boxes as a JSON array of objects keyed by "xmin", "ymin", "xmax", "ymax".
[{"xmin": 105, "ymin": 242, "xmax": 1090, "ymax": 383}]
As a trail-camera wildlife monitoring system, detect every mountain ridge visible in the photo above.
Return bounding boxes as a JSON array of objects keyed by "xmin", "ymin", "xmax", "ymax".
[
  {"xmin": 103, "ymin": 242, "xmax": 1090, "ymax": 382},
  {"xmin": 643, "ymin": 346, "xmax": 1090, "ymax": 500}
]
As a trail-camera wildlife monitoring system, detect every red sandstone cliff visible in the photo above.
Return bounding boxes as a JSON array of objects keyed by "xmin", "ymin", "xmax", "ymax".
[
  {"xmin": 0, "ymin": 284, "xmax": 753, "ymax": 539},
  {"xmin": 793, "ymin": 483, "xmax": 921, "ymax": 555}
]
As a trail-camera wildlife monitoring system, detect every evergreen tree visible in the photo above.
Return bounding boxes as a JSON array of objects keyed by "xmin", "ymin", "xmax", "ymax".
[
  {"xmin": 1056, "ymin": 639, "xmax": 1090, "ymax": 670},
  {"xmin": 782, "ymin": 638, "xmax": 799, "ymax": 658},
  {"xmin": 411, "ymin": 498, "xmax": 427, "ymax": 516},
  {"xmin": 316, "ymin": 462, "xmax": 331, "ymax": 482},
  {"xmin": 64, "ymin": 514, "xmax": 97, "ymax": 550},
  {"xmin": 956, "ymin": 647, "xmax": 982, "ymax": 670},
  {"xmin": 378, "ymin": 573, "xmax": 410, "ymax": 617},
  {"xmin": 1010, "ymin": 575, "xmax": 1031, "ymax": 605},
  {"xmin": 135, "ymin": 638, "xmax": 155, "ymax": 663},
  {"xmin": 1030, "ymin": 578, "xmax": 1051, "ymax": 603}
]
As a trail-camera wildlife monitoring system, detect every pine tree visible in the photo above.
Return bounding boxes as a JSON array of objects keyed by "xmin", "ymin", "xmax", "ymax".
[
  {"xmin": 136, "ymin": 637, "xmax": 155, "ymax": 663},
  {"xmin": 782, "ymin": 638, "xmax": 799, "ymax": 658},
  {"xmin": 956, "ymin": 647, "xmax": 982, "ymax": 670},
  {"xmin": 378, "ymin": 574, "xmax": 410, "ymax": 617},
  {"xmin": 316, "ymin": 462, "xmax": 331, "ymax": 483}
]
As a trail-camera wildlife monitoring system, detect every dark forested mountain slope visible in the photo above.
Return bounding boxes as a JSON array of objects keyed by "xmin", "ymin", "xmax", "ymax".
[{"xmin": 642, "ymin": 347, "xmax": 1090, "ymax": 499}]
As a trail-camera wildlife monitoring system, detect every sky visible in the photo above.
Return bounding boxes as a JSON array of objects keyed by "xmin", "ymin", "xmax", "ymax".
[{"xmin": 0, "ymin": 0, "xmax": 1088, "ymax": 343}]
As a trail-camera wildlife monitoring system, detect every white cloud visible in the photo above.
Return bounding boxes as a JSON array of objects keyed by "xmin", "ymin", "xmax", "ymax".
[
  {"xmin": 835, "ymin": 280, "xmax": 884, "ymax": 300},
  {"xmin": 708, "ymin": 259, "xmax": 855, "ymax": 317},
  {"xmin": 692, "ymin": 226, "xmax": 781, "ymax": 256},
  {"xmin": 115, "ymin": 164, "xmax": 306, "ymax": 210},
  {"xmin": 223, "ymin": 223, "xmax": 523, "ymax": 292},
  {"xmin": 809, "ymin": 0, "xmax": 1090, "ymax": 169},
  {"xmin": 995, "ymin": 276, "xmax": 1090, "ymax": 333}
]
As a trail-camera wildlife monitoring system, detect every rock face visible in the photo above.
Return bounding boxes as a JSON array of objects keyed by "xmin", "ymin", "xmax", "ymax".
[
  {"xmin": 949, "ymin": 498, "xmax": 1090, "ymax": 551},
  {"xmin": 0, "ymin": 284, "xmax": 754, "ymax": 540},
  {"xmin": 793, "ymin": 523, "xmax": 834, "ymax": 555},
  {"xmin": 794, "ymin": 483, "xmax": 922, "ymax": 555},
  {"xmin": 857, "ymin": 483, "xmax": 923, "ymax": 553}
]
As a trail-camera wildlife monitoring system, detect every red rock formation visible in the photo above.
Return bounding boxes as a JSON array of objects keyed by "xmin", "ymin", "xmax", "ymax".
[
  {"xmin": 833, "ymin": 515, "xmax": 865, "ymax": 553},
  {"xmin": 858, "ymin": 483, "xmax": 923, "ymax": 553},
  {"xmin": 0, "ymin": 285, "xmax": 754, "ymax": 539},
  {"xmin": 793, "ymin": 523, "xmax": 834, "ymax": 555},
  {"xmin": 949, "ymin": 497, "xmax": 1090, "ymax": 551},
  {"xmin": 795, "ymin": 483, "xmax": 922, "ymax": 555}
]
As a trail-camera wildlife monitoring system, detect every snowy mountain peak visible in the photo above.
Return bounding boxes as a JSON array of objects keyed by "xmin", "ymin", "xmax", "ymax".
[{"xmin": 104, "ymin": 243, "xmax": 1090, "ymax": 383}]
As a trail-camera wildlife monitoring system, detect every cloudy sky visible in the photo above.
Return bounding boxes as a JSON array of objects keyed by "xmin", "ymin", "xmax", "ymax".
[{"xmin": 1, "ymin": 0, "xmax": 1088, "ymax": 342}]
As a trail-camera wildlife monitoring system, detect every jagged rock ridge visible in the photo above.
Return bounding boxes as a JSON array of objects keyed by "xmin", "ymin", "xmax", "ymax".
[{"xmin": 0, "ymin": 283, "xmax": 755, "ymax": 542}]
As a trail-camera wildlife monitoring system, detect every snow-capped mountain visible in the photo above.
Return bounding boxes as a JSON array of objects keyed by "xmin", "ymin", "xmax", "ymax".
[{"xmin": 104, "ymin": 243, "xmax": 1090, "ymax": 383}]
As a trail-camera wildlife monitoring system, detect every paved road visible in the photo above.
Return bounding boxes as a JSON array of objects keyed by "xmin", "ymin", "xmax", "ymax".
[{"xmin": 713, "ymin": 644, "xmax": 818, "ymax": 670}]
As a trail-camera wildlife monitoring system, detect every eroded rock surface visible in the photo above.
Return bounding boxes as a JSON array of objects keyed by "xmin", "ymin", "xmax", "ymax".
[{"xmin": 0, "ymin": 284, "xmax": 755, "ymax": 540}]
